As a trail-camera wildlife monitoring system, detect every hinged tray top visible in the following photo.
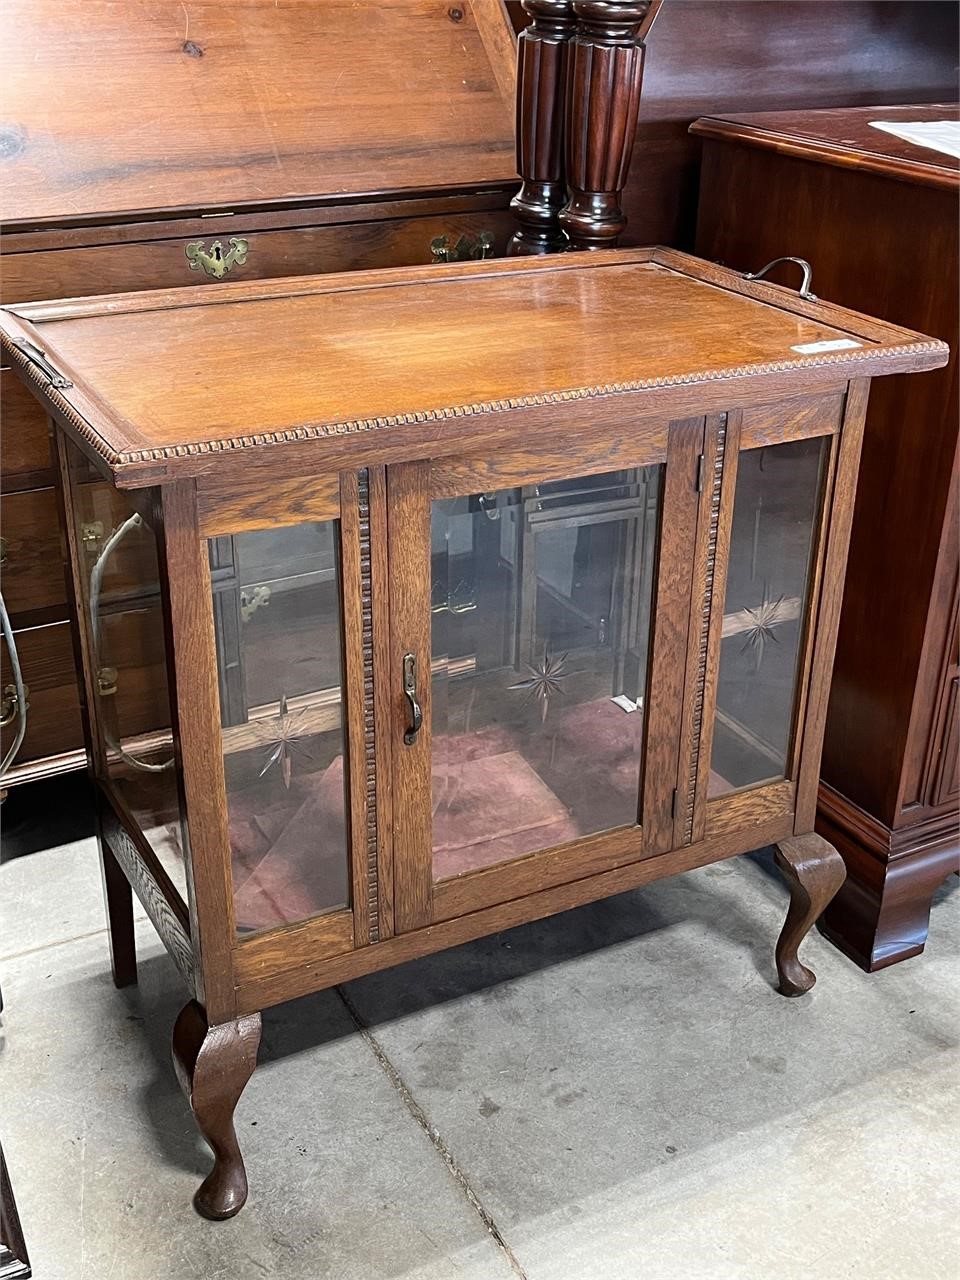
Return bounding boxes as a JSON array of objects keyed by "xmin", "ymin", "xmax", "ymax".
[
  {"xmin": 0, "ymin": 0, "xmax": 517, "ymax": 229},
  {"xmin": 0, "ymin": 248, "xmax": 947, "ymax": 486}
]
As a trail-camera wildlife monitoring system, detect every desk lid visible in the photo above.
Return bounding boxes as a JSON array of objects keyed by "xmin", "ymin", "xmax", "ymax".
[
  {"xmin": 0, "ymin": 248, "xmax": 947, "ymax": 488},
  {"xmin": 690, "ymin": 103, "xmax": 960, "ymax": 191},
  {"xmin": 0, "ymin": 0, "xmax": 517, "ymax": 230}
]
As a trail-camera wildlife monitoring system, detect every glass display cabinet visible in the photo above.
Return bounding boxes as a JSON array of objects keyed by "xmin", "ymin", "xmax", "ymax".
[{"xmin": 0, "ymin": 248, "xmax": 945, "ymax": 1221}]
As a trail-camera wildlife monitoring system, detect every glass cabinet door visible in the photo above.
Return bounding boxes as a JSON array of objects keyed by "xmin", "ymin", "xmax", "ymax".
[
  {"xmin": 388, "ymin": 426, "xmax": 700, "ymax": 929},
  {"xmin": 430, "ymin": 469, "xmax": 661, "ymax": 879},
  {"xmin": 708, "ymin": 437, "xmax": 828, "ymax": 797},
  {"xmin": 207, "ymin": 521, "xmax": 350, "ymax": 936},
  {"xmin": 65, "ymin": 441, "xmax": 189, "ymax": 908}
]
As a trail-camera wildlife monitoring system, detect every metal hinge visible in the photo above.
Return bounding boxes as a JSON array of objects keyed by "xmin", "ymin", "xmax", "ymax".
[
  {"xmin": 695, "ymin": 453, "xmax": 706, "ymax": 493},
  {"xmin": 10, "ymin": 339, "xmax": 72, "ymax": 389},
  {"xmin": 670, "ymin": 787, "xmax": 678, "ymax": 819}
]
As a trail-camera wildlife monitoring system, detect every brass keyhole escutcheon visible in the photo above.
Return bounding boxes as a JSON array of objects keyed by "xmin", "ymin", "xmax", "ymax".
[{"xmin": 185, "ymin": 236, "xmax": 250, "ymax": 280}]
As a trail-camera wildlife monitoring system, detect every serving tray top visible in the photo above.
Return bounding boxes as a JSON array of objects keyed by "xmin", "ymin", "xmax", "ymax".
[{"xmin": 0, "ymin": 248, "xmax": 947, "ymax": 487}]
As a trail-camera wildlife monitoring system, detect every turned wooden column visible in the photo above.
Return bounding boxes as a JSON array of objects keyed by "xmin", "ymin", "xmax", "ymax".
[
  {"xmin": 560, "ymin": 0, "xmax": 659, "ymax": 249},
  {"xmin": 509, "ymin": 0, "xmax": 577, "ymax": 254}
]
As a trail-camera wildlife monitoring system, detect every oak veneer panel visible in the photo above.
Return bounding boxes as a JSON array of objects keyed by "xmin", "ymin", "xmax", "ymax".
[
  {"xmin": 197, "ymin": 471, "xmax": 341, "ymax": 536},
  {"xmin": 0, "ymin": 0, "xmax": 517, "ymax": 227},
  {"xmin": 740, "ymin": 392, "xmax": 843, "ymax": 450}
]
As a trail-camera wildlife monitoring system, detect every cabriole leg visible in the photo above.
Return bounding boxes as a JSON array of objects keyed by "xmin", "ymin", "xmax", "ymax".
[
  {"xmin": 774, "ymin": 832, "xmax": 846, "ymax": 996},
  {"xmin": 172, "ymin": 1000, "xmax": 261, "ymax": 1220}
]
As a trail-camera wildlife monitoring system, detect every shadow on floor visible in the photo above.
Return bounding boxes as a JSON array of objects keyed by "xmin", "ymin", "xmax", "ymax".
[
  {"xmin": 1, "ymin": 771, "xmax": 96, "ymax": 861},
  {"xmin": 118, "ymin": 847, "xmax": 786, "ymax": 1179}
]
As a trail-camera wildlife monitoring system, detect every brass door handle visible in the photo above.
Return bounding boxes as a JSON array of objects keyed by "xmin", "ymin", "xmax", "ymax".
[{"xmin": 402, "ymin": 652, "xmax": 422, "ymax": 745}]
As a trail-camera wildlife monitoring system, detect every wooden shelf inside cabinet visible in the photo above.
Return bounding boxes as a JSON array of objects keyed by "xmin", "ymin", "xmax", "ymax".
[{"xmin": 0, "ymin": 247, "xmax": 946, "ymax": 1224}]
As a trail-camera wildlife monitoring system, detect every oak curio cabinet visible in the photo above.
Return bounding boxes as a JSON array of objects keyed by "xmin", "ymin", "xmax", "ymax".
[{"xmin": 0, "ymin": 249, "xmax": 946, "ymax": 1220}]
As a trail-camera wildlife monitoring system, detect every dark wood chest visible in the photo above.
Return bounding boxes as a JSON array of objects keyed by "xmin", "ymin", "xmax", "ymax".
[{"xmin": 692, "ymin": 103, "xmax": 960, "ymax": 968}]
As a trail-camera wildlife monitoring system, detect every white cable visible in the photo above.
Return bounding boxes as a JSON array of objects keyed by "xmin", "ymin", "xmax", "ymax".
[{"xmin": 0, "ymin": 590, "xmax": 27, "ymax": 778}]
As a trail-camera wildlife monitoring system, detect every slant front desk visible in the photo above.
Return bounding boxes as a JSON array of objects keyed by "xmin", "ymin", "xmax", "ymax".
[{"xmin": 0, "ymin": 249, "xmax": 946, "ymax": 1222}]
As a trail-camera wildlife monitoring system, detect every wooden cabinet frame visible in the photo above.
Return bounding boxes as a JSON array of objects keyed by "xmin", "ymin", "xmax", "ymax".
[
  {"xmin": 2, "ymin": 247, "xmax": 945, "ymax": 1222},
  {"xmin": 61, "ymin": 381, "xmax": 861, "ymax": 1031}
]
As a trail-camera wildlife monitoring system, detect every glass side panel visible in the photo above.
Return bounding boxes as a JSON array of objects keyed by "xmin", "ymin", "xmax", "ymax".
[
  {"xmin": 67, "ymin": 443, "xmax": 187, "ymax": 904},
  {"xmin": 709, "ymin": 437, "xmax": 828, "ymax": 797},
  {"xmin": 209, "ymin": 522, "xmax": 350, "ymax": 935},
  {"xmin": 431, "ymin": 466, "xmax": 662, "ymax": 881}
]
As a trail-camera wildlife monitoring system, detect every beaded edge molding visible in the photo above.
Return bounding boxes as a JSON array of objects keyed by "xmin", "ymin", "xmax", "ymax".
[
  {"xmin": 356, "ymin": 468, "xmax": 381, "ymax": 945},
  {"xmin": 2, "ymin": 332, "xmax": 947, "ymax": 473},
  {"xmin": 682, "ymin": 416, "xmax": 727, "ymax": 845}
]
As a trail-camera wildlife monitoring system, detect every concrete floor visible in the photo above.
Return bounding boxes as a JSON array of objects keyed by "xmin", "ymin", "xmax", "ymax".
[{"xmin": 1, "ymin": 832, "xmax": 957, "ymax": 1280}]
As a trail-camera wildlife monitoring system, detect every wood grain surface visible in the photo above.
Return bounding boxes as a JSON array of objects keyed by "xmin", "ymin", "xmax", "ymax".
[
  {"xmin": 691, "ymin": 102, "xmax": 959, "ymax": 191},
  {"xmin": 0, "ymin": 0, "xmax": 517, "ymax": 227},
  {"xmin": 0, "ymin": 252, "xmax": 946, "ymax": 484}
]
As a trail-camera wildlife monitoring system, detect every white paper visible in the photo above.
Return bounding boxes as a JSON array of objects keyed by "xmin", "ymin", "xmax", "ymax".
[
  {"xmin": 791, "ymin": 338, "xmax": 862, "ymax": 355},
  {"xmin": 611, "ymin": 694, "xmax": 640, "ymax": 714},
  {"xmin": 869, "ymin": 120, "xmax": 960, "ymax": 161}
]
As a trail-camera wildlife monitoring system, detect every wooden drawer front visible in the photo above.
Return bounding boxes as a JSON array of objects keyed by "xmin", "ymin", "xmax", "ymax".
[
  {"xmin": 2, "ymin": 487, "xmax": 67, "ymax": 624},
  {"xmin": 0, "ymin": 622, "xmax": 83, "ymax": 767},
  {"xmin": 0, "ymin": 210, "xmax": 515, "ymax": 305},
  {"xmin": 1, "ymin": 367, "xmax": 52, "ymax": 490}
]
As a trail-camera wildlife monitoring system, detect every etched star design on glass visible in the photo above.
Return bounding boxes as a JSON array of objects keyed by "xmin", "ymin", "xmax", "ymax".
[
  {"xmin": 739, "ymin": 588, "xmax": 792, "ymax": 671},
  {"xmin": 253, "ymin": 694, "xmax": 319, "ymax": 789},
  {"xmin": 509, "ymin": 647, "xmax": 570, "ymax": 723}
]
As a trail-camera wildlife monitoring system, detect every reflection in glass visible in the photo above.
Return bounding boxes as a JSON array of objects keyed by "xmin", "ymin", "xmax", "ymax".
[
  {"xmin": 209, "ymin": 522, "xmax": 350, "ymax": 934},
  {"xmin": 709, "ymin": 438, "xmax": 827, "ymax": 796},
  {"xmin": 67, "ymin": 442, "xmax": 187, "ymax": 902},
  {"xmin": 431, "ymin": 467, "xmax": 662, "ymax": 881}
]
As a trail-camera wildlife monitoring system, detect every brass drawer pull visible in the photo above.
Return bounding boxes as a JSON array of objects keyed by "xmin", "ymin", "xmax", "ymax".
[
  {"xmin": 97, "ymin": 666, "xmax": 119, "ymax": 697},
  {"xmin": 0, "ymin": 682, "xmax": 28, "ymax": 729},
  {"xmin": 185, "ymin": 237, "xmax": 250, "ymax": 279},
  {"xmin": 430, "ymin": 231, "xmax": 494, "ymax": 263}
]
